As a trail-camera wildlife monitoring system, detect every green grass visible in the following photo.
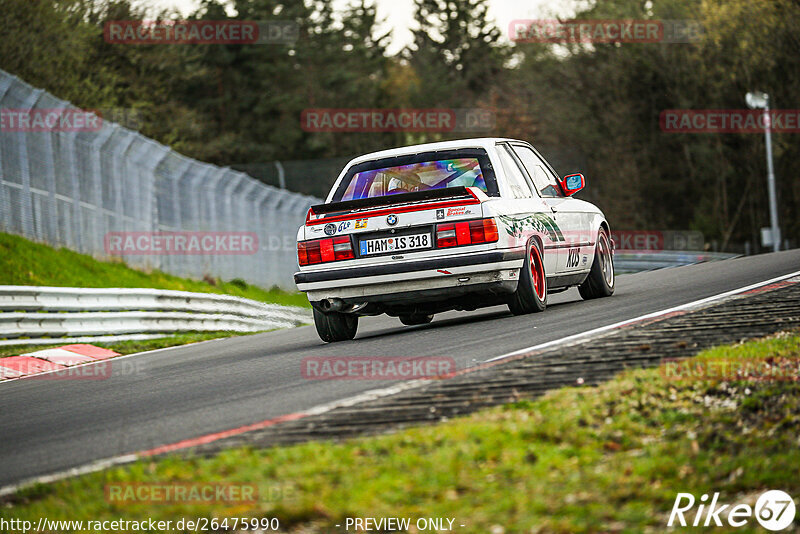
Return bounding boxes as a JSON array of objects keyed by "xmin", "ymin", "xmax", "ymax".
[
  {"xmin": 4, "ymin": 332, "xmax": 799, "ymax": 532},
  {"xmin": 0, "ymin": 331, "xmax": 257, "ymax": 358},
  {"xmin": 0, "ymin": 232, "xmax": 309, "ymax": 308}
]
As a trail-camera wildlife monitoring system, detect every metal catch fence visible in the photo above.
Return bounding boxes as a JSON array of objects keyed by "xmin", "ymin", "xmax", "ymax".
[{"xmin": 0, "ymin": 69, "xmax": 321, "ymax": 290}]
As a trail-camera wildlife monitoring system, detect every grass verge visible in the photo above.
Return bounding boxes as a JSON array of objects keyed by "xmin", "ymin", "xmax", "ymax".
[
  {"xmin": 3, "ymin": 332, "xmax": 799, "ymax": 532},
  {"xmin": 0, "ymin": 232, "xmax": 309, "ymax": 308}
]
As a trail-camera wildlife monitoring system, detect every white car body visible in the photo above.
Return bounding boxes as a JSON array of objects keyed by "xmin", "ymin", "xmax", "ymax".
[{"xmin": 294, "ymin": 137, "xmax": 612, "ymax": 322}]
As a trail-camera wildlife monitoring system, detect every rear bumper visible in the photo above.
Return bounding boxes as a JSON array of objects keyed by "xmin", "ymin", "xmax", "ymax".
[
  {"xmin": 295, "ymin": 250, "xmax": 523, "ymax": 284},
  {"xmin": 295, "ymin": 250, "xmax": 525, "ymax": 301}
]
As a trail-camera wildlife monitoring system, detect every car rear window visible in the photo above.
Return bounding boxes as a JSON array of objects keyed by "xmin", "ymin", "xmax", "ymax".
[{"xmin": 332, "ymin": 148, "xmax": 499, "ymax": 201}]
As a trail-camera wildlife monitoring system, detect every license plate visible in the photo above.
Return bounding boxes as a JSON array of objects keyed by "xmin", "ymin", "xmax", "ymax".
[{"xmin": 359, "ymin": 233, "xmax": 431, "ymax": 256}]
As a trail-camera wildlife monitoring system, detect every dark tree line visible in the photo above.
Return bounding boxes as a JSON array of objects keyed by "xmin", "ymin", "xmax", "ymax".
[{"xmin": 1, "ymin": 0, "xmax": 798, "ymax": 249}]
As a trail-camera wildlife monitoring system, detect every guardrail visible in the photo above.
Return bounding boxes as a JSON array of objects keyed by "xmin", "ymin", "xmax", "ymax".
[
  {"xmin": 0, "ymin": 286, "xmax": 311, "ymax": 346},
  {"xmin": 614, "ymin": 250, "xmax": 740, "ymax": 273}
]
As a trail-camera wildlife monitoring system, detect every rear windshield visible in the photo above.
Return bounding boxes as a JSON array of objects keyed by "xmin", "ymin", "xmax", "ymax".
[{"xmin": 332, "ymin": 148, "xmax": 499, "ymax": 201}]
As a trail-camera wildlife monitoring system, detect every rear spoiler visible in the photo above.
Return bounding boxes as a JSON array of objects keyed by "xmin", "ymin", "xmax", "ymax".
[
  {"xmin": 311, "ymin": 187, "xmax": 473, "ymax": 215},
  {"xmin": 307, "ymin": 187, "xmax": 483, "ymax": 224}
]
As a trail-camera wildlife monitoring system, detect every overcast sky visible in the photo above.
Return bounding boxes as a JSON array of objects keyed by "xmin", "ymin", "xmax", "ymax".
[{"xmin": 139, "ymin": 0, "xmax": 580, "ymax": 53}]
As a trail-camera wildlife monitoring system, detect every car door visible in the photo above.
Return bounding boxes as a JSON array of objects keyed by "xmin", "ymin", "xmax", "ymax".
[
  {"xmin": 508, "ymin": 143, "xmax": 590, "ymax": 275},
  {"xmin": 493, "ymin": 143, "xmax": 560, "ymax": 275}
]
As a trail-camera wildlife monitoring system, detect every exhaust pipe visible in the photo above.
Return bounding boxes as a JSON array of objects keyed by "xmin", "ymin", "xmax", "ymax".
[{"xmin": 319, "ymin": 298, "xmax": 345, "ymax": 312}]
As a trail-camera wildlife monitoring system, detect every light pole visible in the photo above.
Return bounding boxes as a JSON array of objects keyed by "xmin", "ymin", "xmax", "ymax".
[{"xmin": 746, "ymin": 91, "xmax": 780, "ymax": 252}]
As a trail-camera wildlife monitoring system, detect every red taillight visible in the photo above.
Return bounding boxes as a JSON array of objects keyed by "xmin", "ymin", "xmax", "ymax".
[
  {"xmin": 481, "ymin": 218, "xmax": 499, "ymax": 242},
  {"xmin": 298, "ymin": 236, "xmax": 353, "ymax": 266},
  {"xmin": 456, "ymin": 222, "xmax": 471, "ymax": 245},
  {"xmin": 436, "ymin": 218, "xmax": 498, "ymax": 248},
  {"xmin": 298, "ymin": 239, "xmax": 322, "ymax": 266},
  {"xmin": 320, "ymin": 238, "xmax": 334, "ymax": 262},
  {"xmin": 298, "ymin": 241, "xmax": 309, "ymax": 265}
]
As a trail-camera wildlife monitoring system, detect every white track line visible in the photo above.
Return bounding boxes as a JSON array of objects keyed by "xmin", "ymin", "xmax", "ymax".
[
  {"xmin": 2, "ymin": 269, "xmax": 799, "ymax": 497},
  {"xmin": 0, "ymin": 455, "xmax": 138, "ymax": 498},
  {"xmin": 484, "ymin": 269, "xmax": 800, "ymax": 363}
]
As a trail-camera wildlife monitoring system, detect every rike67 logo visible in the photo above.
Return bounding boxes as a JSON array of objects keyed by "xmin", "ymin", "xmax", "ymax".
[{"xmin": 668, "ymin": 490, "xmax": 795, "ymax": 530}]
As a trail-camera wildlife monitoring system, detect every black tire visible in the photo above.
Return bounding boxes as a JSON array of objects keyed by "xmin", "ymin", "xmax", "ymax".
[
  {"xmin": 578, "ymin": 227, "xmax": 615, "ymax": 300},
  {"xmin": 399, "ymin": 314, "xmax": 434, "ymax": 326},
  {"xmin": 313, "ymin": 308, "xmax": 358, "ymax": 342},
  {"xmin": 508, "ymin": 239, "xmax": 547, "ymax": 315}
]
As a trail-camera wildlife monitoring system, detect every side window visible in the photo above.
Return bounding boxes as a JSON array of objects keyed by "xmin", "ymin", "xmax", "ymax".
[
  {"xmin": 496, "ymin": 146, "xmax": 533, "ymax": 199},
  {"xmin": 511, "ymin": 145, "xmax": 563, "ymax": 197}
]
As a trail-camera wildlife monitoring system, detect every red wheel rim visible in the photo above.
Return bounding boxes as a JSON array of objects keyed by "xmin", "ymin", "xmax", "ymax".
[{"xmin": 530, "ymin": 245, "xmax": 545, "ymax": 300}]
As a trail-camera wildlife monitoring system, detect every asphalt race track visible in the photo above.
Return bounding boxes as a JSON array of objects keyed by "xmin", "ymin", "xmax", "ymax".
[{"xmin": 1, "ymin": 249, "xmax": 799, "ymax": 488}]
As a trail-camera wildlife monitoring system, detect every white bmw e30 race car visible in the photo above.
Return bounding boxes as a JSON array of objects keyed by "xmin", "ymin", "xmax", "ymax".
[{"xmin": 294, "ymin": 138, "xmax": 614, "ymax": 342}]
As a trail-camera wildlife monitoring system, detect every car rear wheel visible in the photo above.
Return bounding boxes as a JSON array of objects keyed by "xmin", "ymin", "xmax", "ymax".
[
  {"xmin": 399, "ymin": 314, "xmax": 434, "ymax": 326},
  {"xmin": 508, "ymin": 239, "xmax": 547, "ymax": 315},
  {"xmin": 578, "ymin": 227, "xmax": 615, "ymax": 300},
  {"xmin": 313, "ymin": 308, "xmax": 358, "ymax": 342}
]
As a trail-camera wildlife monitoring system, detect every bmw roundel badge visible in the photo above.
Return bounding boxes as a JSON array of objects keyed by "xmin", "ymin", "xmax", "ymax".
[
  {"xmin": 324, "ymin": 223, "xmax": 336, "ymax": 236},
  {"xmin": 386, "ymin": 214, "xmax": 398, "ymax": 226}
]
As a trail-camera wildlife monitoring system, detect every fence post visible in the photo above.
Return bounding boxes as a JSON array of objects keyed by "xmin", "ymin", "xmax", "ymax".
[
  {"xmin": 253, "ymin": 186, "xmax": 271, "ymax": 287},
  {"xmin": 88, "ymin": 124, "xmax": 117, "ymax": 255},
  {"xmin": 125, "ymin": 139, "xmax": 170, "ymax": 271},
  {"xmin": 16, "ymin": 87, "xmax": 43, "ymax": 237},
  {"xmin": 109, "ymin": 128, "xmax": 137, "ymax": 233},
  {"xmin": 236, "ymin": 178, "xmax": 261, "ymax": 280},
  {"xmin": 220, "ymin": 170, "xmax": 244, "ymax": 281},
  {"xmin": 0, "ymin": 73, "xmax": 16, "ymax": 233}
]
